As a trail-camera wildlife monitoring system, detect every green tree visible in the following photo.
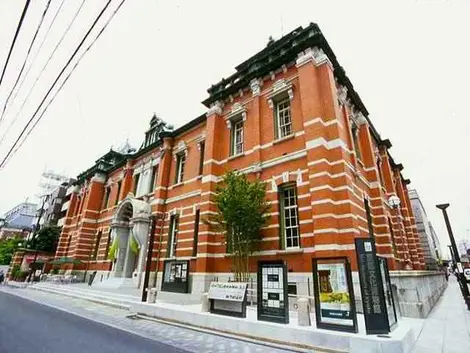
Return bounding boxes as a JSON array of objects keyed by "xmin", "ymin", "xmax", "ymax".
[
  {"xmin": 208, "ymin": 171, "xmax": 270, "ymax": 282},
  {"xmin": 0, "ymin": 237, "xmax": 23, "ymax": 265},
  {"xmin": 27, "ymin": 226, "xmax": 61, "ymax": 253}
]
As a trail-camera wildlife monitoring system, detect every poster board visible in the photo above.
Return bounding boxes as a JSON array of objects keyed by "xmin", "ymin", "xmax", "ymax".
[
  {"xmin": 161, "ymin": 260, "xmax": 190, "ymax": 293},
  {"xmin": 312, "ymin": 257, "xmax": 358, "ymax": 333},
  {"xmin": 355, "ymin": 238, "xmax": 390, "ymax": 334},
  {"xmin": 208, "ymin": 282, "xmax": 248, "ymax": 318},
  {"xmin": 257, "ymin": 260, "xmax": 289, "ymax": 324}
]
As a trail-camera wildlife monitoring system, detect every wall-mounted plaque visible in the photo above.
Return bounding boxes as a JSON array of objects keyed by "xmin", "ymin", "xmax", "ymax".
[
  {"xmin": 355, "ymin": 238, "xmax": 390, "ymax": 334},
  {"xmin": 312, "ymin": 257, "xmax": 358, "ymax": 333},
  {"xmin": 208, "ymin": 282, "xmax": 248, "ymax": 318},
  {"xmin": 161, "ymin": 260, "xmax": 190, "ymax": 293},
  {"xmin": 257, "ymin": 260, "xmax": 289, "ymax": 324}
]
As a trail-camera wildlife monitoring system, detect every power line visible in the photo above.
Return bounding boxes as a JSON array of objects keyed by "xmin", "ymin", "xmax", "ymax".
[
  {"xmin": 0, "ymin": 0, "xmax": 128, "ymax": 170},
  {"xmin": 0, "ymin": 0, "xmax": 53, "ymax": 126},
  {"xmin": 0, "ymin": 0, "xmax": 86, "ymax": 147},
  {"xmin": 0, "ymin": 0, "xmax": 67, "ymax": 125},
  {"xmin": 0, "ymin": 0, "xmax": 32, "ymax": 89}
]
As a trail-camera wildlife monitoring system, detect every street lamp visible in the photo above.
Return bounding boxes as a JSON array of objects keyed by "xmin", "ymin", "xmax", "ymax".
[
  {"xmin": 388, "ymin": 195, "xmax": 412, "ymax": 270},
  {"xmin": 436, "ymin": 203, "xmax": 470, "ymax": 310}
]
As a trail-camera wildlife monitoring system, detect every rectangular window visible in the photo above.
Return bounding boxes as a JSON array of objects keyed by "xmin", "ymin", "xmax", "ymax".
[
  {"xmin": 351, "ymin": 124, "xmax": 362, "ymax": 161},
  {"xmin": 133, "ymin": 174, "xmax": 140, "ymax": 195},
  {"xmin": 192, "ymin": 209, "xmax": 200, "ymax": 257},
  {"xmin": 364, "ymin": 198, "xmax": 374, "ymax": 238},
  {"xmin": 377, "ymin": 158, "xmax": 385, "ymax": 186},
  {"xmin": 167, "ymin": 215, "xmax": 179, "ymax": 257},
  {"xmin": 92, "ymin": 231, "xmax": 102, "ymax": 260},
  {"xmin": 115, "ymin": 181, "xmax": 122, "ymax": 206},
  {"xmin": 231, "ymin": 120, "xmax": 244, "ymax": 155},
  {"xmin": 175, "ymin": 154, "xmax": 186, "ymax": 184},
  {"xmin": 150, "ymin": 165, "xmax": 158, "ymax": 192},
  {"xmin": 198, "ymin": 142, "xmax": 205, "ymax": 175},
  {"xmin": 102, "ymin": 187, "xmax": 110, "ymax": 209},
  {"xmin": 276, "ymin": 99, "xmax": 293, "ymax": 138},
  {"xmin": 279, "ymin": 185, "xmax": 300, "ymax": 249}
]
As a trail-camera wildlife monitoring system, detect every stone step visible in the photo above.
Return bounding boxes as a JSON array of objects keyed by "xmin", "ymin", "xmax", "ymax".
[
  {"xmin": 30, "ymin": 284, "xmax": 139, "ymax": 309},
  {"xmin": 34, "ymin": 283, "xmax": 138, "ymax": 300}
]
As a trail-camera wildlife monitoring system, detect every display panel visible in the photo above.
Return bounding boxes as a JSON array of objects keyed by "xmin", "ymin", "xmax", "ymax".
[
  {"xmin": 161, "ymin": 260, "xmax": 190, "ymax": 293},
  {"xmin": 257, "ymin": 260, "xmax": 289, "ymax": 324},
  {"xmin": 312, "ymin": 257, "xmax": 358, "ymax": 332}
]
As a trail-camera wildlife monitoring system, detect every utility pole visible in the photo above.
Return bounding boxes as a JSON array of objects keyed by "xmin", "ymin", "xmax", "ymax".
[
  {"xmin": 27, "ymin": 194, "xmax": 49, "ymax": 282},
  {"xmin": 436, "ymin": 203, "xmax": 470, "ymax": 310}
]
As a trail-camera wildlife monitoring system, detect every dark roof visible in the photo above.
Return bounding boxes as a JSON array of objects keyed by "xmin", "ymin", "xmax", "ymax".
[{"xmin": 202, "ymin": 23, "xmax": 386, "ymax": 143}]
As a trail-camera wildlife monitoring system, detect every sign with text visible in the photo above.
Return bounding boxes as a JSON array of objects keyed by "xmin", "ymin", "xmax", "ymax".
[
  {"xmin": 208, "ymin": 282, "xmax": 247, "ymax": 302},
  {"xmin": 312, "ymin": 257, "xmax": 358, "ymax": 333},
  {"xmin": 355, "ymin": 238, "xmax": 390, "ymax": 334},
  {"xmin": 208, "ymin": 282, "xmax": 248, "ymax": 317},
  {"xmin": 257, "ymin": 260, "xmax": 289, "ymax": 324}
]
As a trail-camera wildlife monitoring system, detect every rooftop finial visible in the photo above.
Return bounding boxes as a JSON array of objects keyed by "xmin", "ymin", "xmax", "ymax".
[{"xmin": 267, "ymin": 35, "xmax": 275, "ymax": 47}]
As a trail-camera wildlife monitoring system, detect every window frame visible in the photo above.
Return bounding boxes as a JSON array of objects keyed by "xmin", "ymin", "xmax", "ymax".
[
  {"xmin": 230, "ymin": 118, "xmax": 244, "ymax": 156},
  {"xmin": 275, "ymin": 98, "xmax": 293, "ymax": 139},
  {"xmin": 115, "ymin": 181, "xmax": 122, "ymax": 206},
  {"xmin": 351, "ymin": 122, "xmax": 362, "ymax": 161},
  {"xmin": 175, "ymin": 154, "xmax": 186, "ymax": 184},
  {"xmin": 92, "ymin": 230, "xmax": 102, "ymax": 260},
  {"xmin": 278, "ymin": 183, "xmax": 300, "ymax": 250},
  {"xmin": 192, "ymin": 209, "xmax": 200, "ymax": 257},
  {"xmin": 167, "ymin": 215, "xmax": 179, "ymax": 258},
  {"xmin": 149, "ymin": 165, "xmax": 158, "ymax": 193},
  {"xmin": 102, "ymin": 187, "xmax": 110, "ymax": 209},
  {"xmin": 198, "ymin": 142, "xmax": 205, "ymax": 175},
  {"xmin": 133, "ymin": 173, "xmax": 140, "ymax": 195}
]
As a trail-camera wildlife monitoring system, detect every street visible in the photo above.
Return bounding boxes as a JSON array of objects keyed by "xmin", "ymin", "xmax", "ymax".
[{"xmin": 0, "ymin": 290, "xmax": 187, "ymax": 353}]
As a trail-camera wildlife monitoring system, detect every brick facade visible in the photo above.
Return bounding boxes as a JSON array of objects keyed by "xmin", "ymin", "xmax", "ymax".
[{"xmin": 55, "ymin": 23, "xmax": 424, "ymax": 294}]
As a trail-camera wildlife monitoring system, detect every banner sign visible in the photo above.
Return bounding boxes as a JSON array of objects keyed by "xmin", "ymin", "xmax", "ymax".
[
  {"xmin": 312, "ymin": 257, "xmax": 358, "ymax": 333},
  {"xmin": 161, "ymin": 260, "xmax": 190, "ymax": 293},
  {"xmin": 257, "ymin": 260, "xmax": 289, "ymax": 324},
  {"xmin": 209, "ymin": 282, "xmax": 248, "ymax": 317},
  {"xmin": 355, "ymin": 238, "xmax": 390, "ymax": 334}
]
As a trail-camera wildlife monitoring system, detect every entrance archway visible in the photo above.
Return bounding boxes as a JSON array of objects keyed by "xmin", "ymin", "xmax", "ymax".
[{"xmin": 110, "ymin": 196, "xmax": 151, "ymax": 286}]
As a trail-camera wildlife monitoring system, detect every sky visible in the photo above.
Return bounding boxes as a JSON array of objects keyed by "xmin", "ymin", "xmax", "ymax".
[{"xmin": 0, "ymin": 0, "xmax": 469, "ymax": 258}]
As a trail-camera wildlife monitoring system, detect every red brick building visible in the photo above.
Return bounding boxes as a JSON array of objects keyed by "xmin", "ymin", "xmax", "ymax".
[{"xmin": 56, "ymin": 23, "xmax": 424, "ymax": 297}]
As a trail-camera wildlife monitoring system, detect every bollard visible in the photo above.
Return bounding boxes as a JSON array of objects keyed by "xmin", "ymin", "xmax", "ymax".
[
  {"xmin": 201, "ymin": 292, "xmax": 210, "ymax": 312},
  {"xmin": 297, "ymin": 297, "xmax": 311, "ymax": 326},
  {"xmin": 147, "ymin": 288, "xmax": 157, "ymax": 304}
]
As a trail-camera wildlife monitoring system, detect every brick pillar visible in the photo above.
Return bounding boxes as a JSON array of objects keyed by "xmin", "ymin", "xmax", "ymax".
[
  {"xmin": 72, "ymin": 173, "xmax": 105, "ymax": 262},
  {"xmin": 197, "ymin": 101, "xmax": 225, "ymax": 274},
  {"xmin": 249, "ymin": 78, "xmax": 262, "ymax": 163},
  {"xmin": 152, "ymin": 138, "xmax": 173, "ymax": 273},
  {"xmin": 394, "ymin": 169, "xmax": 417, "ymax": 269},
  {"xmin": 56, "ymin": 186, "xmax": 79, "ymax": 259},
  {"xmin": 358, "ymin": 125, "xmax": 396, "ymax": 268},
  {"xmin": 296, "ymin": 47, "xmax": 361, "ymax": 266}
]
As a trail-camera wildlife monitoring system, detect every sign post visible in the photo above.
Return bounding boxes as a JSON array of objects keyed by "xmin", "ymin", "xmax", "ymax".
[
  {"xmin": 355, "ymin": 238, "xmax": 390, "ymax": 334},
  {"xmin": 208, "ymin": 282, "xmax": 248, "ymax": 317},
  {"xmin": 257, "ymin": 260, "xmax": 289, "ymax": 324},
  {"xmin": 312, "ymin": 257, "xmax": 358, "ymax": 332}
]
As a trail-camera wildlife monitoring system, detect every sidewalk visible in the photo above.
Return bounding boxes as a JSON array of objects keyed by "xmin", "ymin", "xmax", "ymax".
[{"xmin": 412, "ymin": 277, "xmax": 470, "ymax": 353}]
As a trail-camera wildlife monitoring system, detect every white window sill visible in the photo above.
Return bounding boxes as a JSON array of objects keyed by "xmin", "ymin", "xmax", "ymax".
[
  {"xmin": 228, "ymin": 152, "xmax": 245, "ymax": 161},
  {"xmin": 172, "ymin": 182, "xmax": 184, "ymax": 188},
  {"xmin": 273, "ymin": 133, "xmax": 295, "ymax": 145},
  {"xmin": 276, "ymin": 248, "xmax": 303, "ymax": 255}
]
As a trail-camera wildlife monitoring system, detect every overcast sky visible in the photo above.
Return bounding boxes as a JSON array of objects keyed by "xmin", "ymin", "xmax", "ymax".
[{"xmin": 0, "ymin": 0, "xmax": 469, "ymax": 257}]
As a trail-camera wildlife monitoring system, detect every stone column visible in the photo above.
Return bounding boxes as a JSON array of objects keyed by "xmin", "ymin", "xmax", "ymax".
[
  {"xmin": 131, "ymin": 215, "xmax": 151, "ymax": 286},
  {"xmin": 111, "ymin": 221, "xmax": 130, "ymax": 278}
]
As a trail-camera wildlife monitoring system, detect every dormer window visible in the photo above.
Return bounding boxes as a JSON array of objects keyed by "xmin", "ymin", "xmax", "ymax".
[{"xmin": 267, "ymin": 79, "xmax": 294, "ymax": 139}]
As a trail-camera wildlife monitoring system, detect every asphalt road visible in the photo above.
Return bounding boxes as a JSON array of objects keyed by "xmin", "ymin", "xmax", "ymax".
[{"xmin": 0, "ymin": 291, "xmax": 188, "ymax": 353}]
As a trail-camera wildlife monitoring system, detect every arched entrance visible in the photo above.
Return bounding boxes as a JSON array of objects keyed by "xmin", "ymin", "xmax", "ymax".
[{"xmin": 110, "ymin": 196, "xmax": 151, "ymax": 286}]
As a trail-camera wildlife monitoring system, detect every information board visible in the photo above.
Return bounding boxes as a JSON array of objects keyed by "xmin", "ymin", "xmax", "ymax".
[
  {"xmin": 257, "ymin": 260, "xmax": 289, "ymax": 324},
  {"xmin": 161, "ymin": 260, "xmax": 190, "ymax": 293},
  {"xmin": 312, "ymin": 257, "xmax": 358, "ymax": 333},
  {"xmin": 208, "ymin": 282, "xmax": 248, "ymax": 317},
  {"xmin": 355, "ymin": 238, "xmax": 390, "ymax": 334}
]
